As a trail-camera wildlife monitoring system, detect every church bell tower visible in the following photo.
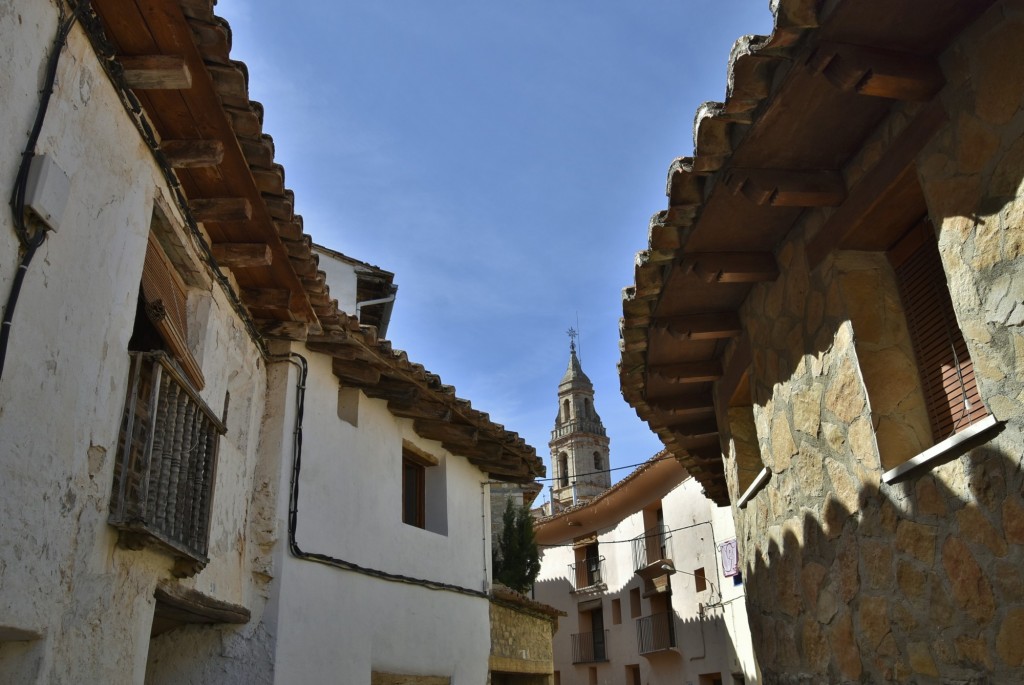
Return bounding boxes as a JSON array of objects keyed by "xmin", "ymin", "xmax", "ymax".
[{"xmin": 549, "ymin": 332, "xmax": 611, "ymax": 510}]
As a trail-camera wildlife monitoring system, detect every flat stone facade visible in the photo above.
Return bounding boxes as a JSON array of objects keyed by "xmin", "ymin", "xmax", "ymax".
[{"xmin": 729, "ymin": 4, "xmax": 1024, "ymax": 682}]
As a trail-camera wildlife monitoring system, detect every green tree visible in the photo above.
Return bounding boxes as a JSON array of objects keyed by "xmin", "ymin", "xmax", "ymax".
[{"xmin": 492, "ymin": 497, "xmax": 541, "ymax": 593}]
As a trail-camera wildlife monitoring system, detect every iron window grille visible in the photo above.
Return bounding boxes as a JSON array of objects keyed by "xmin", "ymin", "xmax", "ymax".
[
  {"xmin": 571, "ymin": 630, "xmax": 609, "ymax": 663},
  {"xmin": 109, "ymin": 351, "xmax": 225, "ymax": 575},
  {"xmin": 631, "ymin": 523, "xmax": 672, "ymax": 572},
  {"xmin": 570, "ymin": 555, "xmax": 606, "ymax": 590},
  {"xmin": 636, "ymin": 612, "xmax": 676, "ymax": 654}
]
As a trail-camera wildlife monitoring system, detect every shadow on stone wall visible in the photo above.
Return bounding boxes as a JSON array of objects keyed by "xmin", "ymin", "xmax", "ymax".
[{"xmin": 743, "ymin": 437, "xmax": 1023, "ymax": 684}]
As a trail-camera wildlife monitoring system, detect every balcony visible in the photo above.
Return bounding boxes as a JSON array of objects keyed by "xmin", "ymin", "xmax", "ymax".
[
  {"xmin": 109, "ymin": 352, "xmax": 225, "ymax": 575},
  {"xmin": 551, "ymin": 418, "xmax": 606, "ymax": 441},
  {"xmin": 631, "ymin": 525, "xmax": 675, "ymax": 595},
  {"xmin": 569, "ymin": 556, "xmax": 606, "ymax": 591},
  {"xmin": 636, "ymin": 612, "xmax": 676, "ymax": 655},
  {"xmin": 571, "ymin": 630, "xmax": 609, "ymax": 663}
]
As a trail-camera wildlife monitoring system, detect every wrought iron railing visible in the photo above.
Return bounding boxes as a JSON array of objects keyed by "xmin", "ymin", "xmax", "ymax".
[
  {"xmin": 109, "ymin": 352, "xmax": 225, "ymax": 572},
  {"xmin": 569, "ymin": 555, "xmax": 606, "ymax": 589},
  {"xmin": 551, "ymin": 418, "xmax": 606, "ymax": 440},
  {"xmin": 631, "ymin": 523, "xmax": 672, "ymax": 571},
  {"xmin": 636, "ymin": 612, "xmax": 676, "ymax": 654},
  {"xmin": 571, "ymin": 630, "xmax": 609, "ymax": 663}
]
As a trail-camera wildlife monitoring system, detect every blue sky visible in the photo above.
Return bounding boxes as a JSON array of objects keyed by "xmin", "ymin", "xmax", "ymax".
[{"xmin": 219, "ymin": 1, "xmax": 775, "ymax": 503}]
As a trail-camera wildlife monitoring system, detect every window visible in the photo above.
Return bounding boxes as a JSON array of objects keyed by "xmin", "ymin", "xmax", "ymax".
[
  {"xmin": 563, "ymin": 398, "xmax": 571, "ymax": 421},
  {"xmin": 626, "ymin": 665, "xmax": 641, "ymax": 685},
  {"xmin": 839, "ymin": 217, "xmax": 996, "ymax": 480},
  {"xmin": 694, "ymin": 567, "xmax": 707, "ymax": 593},
  {"xmin": 611, "ymin": 598, "xmax": 622, "ymax": 625},
  {"xmin": 109, "ymin": 208, "xmax": 221, "ymax": 575},
  {"xmin": 572, "ymin": 542, "xmax": 603, "ymax": 588},
  {"xmin": 401, "ymin": 442, "xmax": 446, "ymax": 534},
  {"xmin": 593, "ymin": 451, "xmax": 601, "ymax": 470},
  {"xmin": 558, "ymin": 452, "xmax": 569, "ymax": 488},
  {"xmin": 402, "ymin": 457, "xmax": 425, "ymax": 528},
  {"xmin": 889, "ymin": 222, "xmax": 990, "ymax": 442},
  {"xmin": 629, "ymin": 587, "xmax": 642, "ymax": 618}
]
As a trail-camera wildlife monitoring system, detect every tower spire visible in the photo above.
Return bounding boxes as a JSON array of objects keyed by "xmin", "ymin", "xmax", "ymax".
[{"xmin": 549, "ymin": 330, "xmax": 611, "ymax": 510}]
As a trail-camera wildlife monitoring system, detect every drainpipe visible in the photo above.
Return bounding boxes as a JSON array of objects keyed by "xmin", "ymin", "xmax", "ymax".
[{"xmin": 355, "ymin": 294, "xmax": 396, "ymax": 338}]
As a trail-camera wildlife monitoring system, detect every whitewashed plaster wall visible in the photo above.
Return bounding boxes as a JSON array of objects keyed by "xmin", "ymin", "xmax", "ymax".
[
  {"xmin": 0, "ymin": 4, "xmax": 268, "ymax": 682},
  {"xmin": 314, "ymin": 248, "xmax": 359, "ymax": 314},
  {"xmin": 256, "ymin": 344, "xmax": 495, "ymax": 684}
]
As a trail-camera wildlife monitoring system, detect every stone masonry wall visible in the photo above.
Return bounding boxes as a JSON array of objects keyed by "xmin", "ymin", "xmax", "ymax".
[
  {"xmin": 728, "ymin": 3, "xmax": 1024, "ymax": 682},
  {"xmin": 489, "ymin": 599, "xmax": 556, "ymax": 679}
]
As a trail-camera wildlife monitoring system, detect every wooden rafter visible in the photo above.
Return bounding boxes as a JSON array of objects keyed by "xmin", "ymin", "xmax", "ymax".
[
  {"xmin": 210, "ymin": 243, "xmax": 271, "ymax": 269},
  {"xmin": 726, "ymin": 168, "xmax": 846, "ymax": 207},
  {"xmin": 119, "ymin": 55, "xmax": 192, "ymax": 89},
  {"xmin": 652, "ymin": 313, "xmax": 743, "ymax": 341},
  {"xmin": 679, "ymin": 252, "xmax": 779, "ymax": 284},
  {"xmin": 159, "ymin": 139, "xmax": 224, "ymax": 168},
  {"xmin": 808, "ymin": 41, "xmax": 945, "ymax": 102}
]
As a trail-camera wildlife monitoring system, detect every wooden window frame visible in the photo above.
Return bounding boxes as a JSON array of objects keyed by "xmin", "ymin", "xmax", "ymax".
[
  {"xmin": 879, "ymin": 220, "xmax": 998, "ymax": 483},
  {"xmin": 402, "ymin": 455, "xmax": 426, "ymax": 529}
]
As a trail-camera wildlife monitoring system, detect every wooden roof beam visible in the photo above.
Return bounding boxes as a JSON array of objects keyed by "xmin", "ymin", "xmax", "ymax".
[
  {"xmin": 159, "ymin": 140, "xmax": 224, "ymax": 168},
  {"xmin": 808, "ymin": 41, "xmax": 945, "ymax": 102},
  {"xmin": 414, "ymin": 419, "xmax": 478, "ymax": 446},
  {"xmin": 241, "ymin": 288, "xmax": 291, "ymax": 309},
  {"xmin": 660, "ymin": 417, "xmax": 719, "ymax": 439},
  {"xmin": 119, "ymin": 55, "xmax": 192, "ymax": 90},
  {"xmin": 653, "ymin": 312, "xmax": 742, "ymax": 342},
  {"xmin": 210, "ymin": 243, "xmax": 271, "ymax": 269},
  {"xmin": 679, "ymin": 252, "xmax": 779, "ymax": 284},
  {"xmin": 332, "ymin": 358, "xmax": 382, "ymax": 387},
  {"xmin": 649, "ymin": 359, "xmax": 723, "ymax": 384},
  {"xmin": 191, "ymin": 198, "xmax": 252, "ymax": 223},
  {"xmin": 726, "ymin": 168, "xmax": 845, "ymax": 207},
  {"xmin": 388, "ymin": 400, "xmax": 453, "ymax": 422},
  {"xmin": 647, "ymin": 392, "xmax": 715, "ymax": 417}
]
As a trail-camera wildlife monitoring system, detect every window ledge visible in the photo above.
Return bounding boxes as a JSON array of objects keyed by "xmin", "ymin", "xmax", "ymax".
[
  {"xmin": 737, "ymin": 467, "xmax": 772, "ymax": 509},
  {"xmin": 881, "ymin": 415, "xmax": 1000, "ymax": 485}
]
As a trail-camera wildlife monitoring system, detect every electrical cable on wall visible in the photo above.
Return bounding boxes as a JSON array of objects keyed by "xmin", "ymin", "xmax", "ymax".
[
  {"xmin": 1, "ymin": 3, "xmax": 85, "ymax": 383},
  {"xmin": 271, "ymin": 352, "xmax": 488, "ymax": 599}
]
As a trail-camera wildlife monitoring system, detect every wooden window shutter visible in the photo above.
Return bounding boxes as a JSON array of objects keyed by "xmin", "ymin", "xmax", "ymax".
[
  {"xmin": 141, "ymin": 233, "xmax": 205, "ymax": 389},
  {"xmin": 889, "ymin": 220, "xmax": 988, "ymax": 442}
]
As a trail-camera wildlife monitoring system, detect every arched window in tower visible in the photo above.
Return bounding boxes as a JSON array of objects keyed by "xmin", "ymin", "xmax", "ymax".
[
  {"xmin": 563, "ymin": 399, "xmax": 570, "ymax": 422},
  {"xmin": 558, "ymin": 452, "xmax": 569, "ymax": 487},
  {"xmin": 593, "ymin": 452, "xmax": 601, "ymax": 470},
  {"xmin": 584, "ymin": 398, "xmax": 591, "ymax": 417}
]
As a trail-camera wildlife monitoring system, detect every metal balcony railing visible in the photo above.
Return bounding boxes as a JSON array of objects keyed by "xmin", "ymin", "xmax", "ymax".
[
  {"xmin": 571, "ymin": 630, "xmax": 609, "ymax": 663},
  {"xmin": 631, "ymin": 523, "xmax": 672, "ymax": 572},
  {"xmin": 551, "ymin": 418, "xmax": 606, "ymax": 441},
  {"xmin": 109, "ymin": 352, "xmax": 225, "ymax": 571},
  {"xmin": 569, "ymin": 556, "xmax": 606, "ymax": 590},
  {"xmin": 636, "ymin": 612, "xmax": 676, "ymax": 654}
]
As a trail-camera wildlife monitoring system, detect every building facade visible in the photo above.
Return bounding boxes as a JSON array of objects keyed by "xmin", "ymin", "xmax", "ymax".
[
  {"xmin": 534, "ymin": 456, "xmax": 759, "ymax": 685},
  {"xmin": 0, "ymin": 2, "xmax": 545, "ymax": 683},
  {"xmin": 619, "ymin": 0, "xmax": 1024, "ymax": 681}
]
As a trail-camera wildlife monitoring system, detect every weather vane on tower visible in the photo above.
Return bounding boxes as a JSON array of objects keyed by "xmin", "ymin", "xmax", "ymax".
[{"xmin": 566, "ymin": 326, "xmax": 578, "ymax": 354}]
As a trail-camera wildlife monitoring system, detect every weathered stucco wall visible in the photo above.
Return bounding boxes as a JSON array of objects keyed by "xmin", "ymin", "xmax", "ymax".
[
  {"xmin": 730, "ymin": 4, "xmax": 1024, "ymax": 681},
  {"xmin": 253, "ymin": 344, "xmax": 495, "ymax": 684},
  {"xmin": 0, "ymin": 4, "xmax": 270, "ymax": 682}
]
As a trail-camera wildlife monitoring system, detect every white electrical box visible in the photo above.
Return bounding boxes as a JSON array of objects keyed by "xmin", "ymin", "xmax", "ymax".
[{"xmin": 25, "ymin": 153, "xmax": 70, "ymax": 233}]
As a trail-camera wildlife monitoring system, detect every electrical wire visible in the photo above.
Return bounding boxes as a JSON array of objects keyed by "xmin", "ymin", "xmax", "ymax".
[
  {"xmin": 537, "ymin": 519, "xmax": 715, "ymax": 548},
  {"xmin": 1, "ymin": 3, "xmax": 85, "ymax": 383},
  {"xmin": 490, "ymin": 453, "xmax": 676, "ymax": 486},
  {"xmin": 272, "ymin": 352, "xmax": 488, "ymax": 599}
]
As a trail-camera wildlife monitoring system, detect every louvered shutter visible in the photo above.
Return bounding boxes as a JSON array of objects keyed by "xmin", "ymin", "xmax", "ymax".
[
  {"xmin": 889, "ymin": 221, "xmax": 988, "ymax": 443},
  {"xmin": 140, "ymin": 233, "xmax": 205, "ymax": 389}
]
